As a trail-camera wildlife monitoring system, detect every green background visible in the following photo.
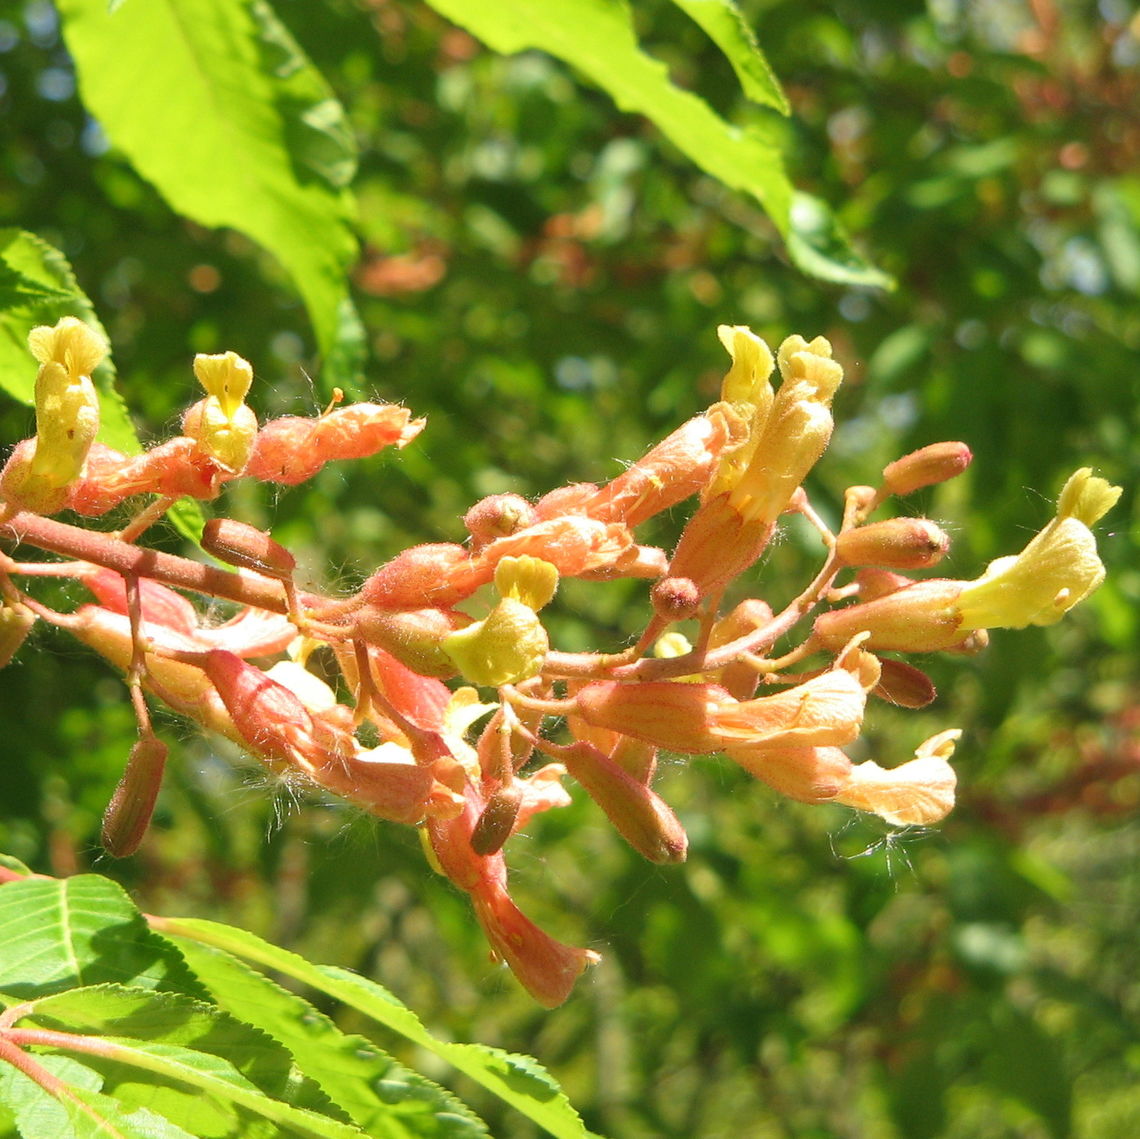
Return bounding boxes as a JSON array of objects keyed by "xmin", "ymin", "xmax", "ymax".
[{"xmin": 2, "ymin": 1, "xmax": 1139, "ymax": 1135}]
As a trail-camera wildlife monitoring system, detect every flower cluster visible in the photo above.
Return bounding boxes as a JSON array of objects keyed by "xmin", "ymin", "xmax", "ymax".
[{"xmin": 0, "ymin": 318, "xmax": 1120, "ymax": 1005}]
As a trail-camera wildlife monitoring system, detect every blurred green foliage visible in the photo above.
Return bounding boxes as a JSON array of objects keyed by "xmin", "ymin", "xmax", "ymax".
[{"xmin": 2, "ymin": 0, "xmax": 1139, "ymax": 1136}]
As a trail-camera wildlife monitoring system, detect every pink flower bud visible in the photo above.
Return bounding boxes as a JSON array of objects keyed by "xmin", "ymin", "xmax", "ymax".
[
  {"xmin": 882, "ymin": 442, "xmax": 972, "ymax": 498},
  {"xmin": 574, "ymin": 680, "xmax": 735, "ymax": 754},
  {"xmin": 362, "ymin": 543, "xmax": 477, "ymax": 609},
  {"xmin": 665, "ymin": 490, "xmax": 775, "ymax": 601},
  {"xmin": 63, "ymin": 437, "xmax": 238, "ymax": 514},
  {"xmin": 835, "ymin": 518, "xmax": 951, "ymax": 570},
  {"xmin": 101, "ymin": 734, "xmax": 168, "ymax": 858},
  {"xmin": 464, "ymin": 494, "xmax": 538, "ymax": 550},
  {"xmin": 201, "ymin": 519, "xmax": 296, "ymax": 580},
  {"xmin": 533, "ymin": 482, "xmax": 598, "ymax": 519},
  {"xmin": 650, "ymin": 576, "xmax": 702, "ymax": 622},
  {"xmin": 584, "ymin": 409, "xmax": 739, "ymax": 527},
  {"xmin": 476, "ymin": 517, "xmax": 635, "ymax": 581}
]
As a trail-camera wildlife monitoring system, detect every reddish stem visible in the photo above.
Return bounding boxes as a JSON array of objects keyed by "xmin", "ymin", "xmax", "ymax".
[{"xmin": 1, "ymin": 510, "xmax": 295, "ymax": 614}]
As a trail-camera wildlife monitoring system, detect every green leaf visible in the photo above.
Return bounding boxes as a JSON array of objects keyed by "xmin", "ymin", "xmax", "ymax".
[
  {"xmin": 0, "ymin": 1051, "xmax": 196, "ymax": 1139},
  {"xmin": 55, "ymin": 0, "xmax": 364, "ymax": 391},
  {"xmin": 668, "ymin": 0, "xmax": 789, "ymax": 114},
  {"xmin": 424, "ymin": 0, "xmax": 888, "ymax": 287},
  {"xmin": 22, "ymin": 985, "xmax": 326, "ymax": 1108},
  {"xmin": 784, "ymin": 192, "xmax": 895, "ymax": 290},
  {"xmin": 0, "ymin": 876, "xmax": 203, "ymax": 1002},
  {"xmin": 169, "ymin": 936, "xmax": 490, "ymax": 1139},
  {"xmin": 153, "ymin": 917, "xmax": 603, "ymax": 1139},
  {"xmin": 0, "ymin": 229, "xmax": 139, "ymax": 455},
  {"xmin": 425, "ymin": 0, "xmax": 791, "ymax": 228}
]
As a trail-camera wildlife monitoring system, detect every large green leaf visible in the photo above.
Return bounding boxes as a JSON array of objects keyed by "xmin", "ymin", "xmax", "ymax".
[
  {"xmin": 423, "ymin": 0, "xmax": 889, "ymax": 287},
  {"xmin": 170, "ymin": 936, "xmax": 490, "ymax": 1139},
  {"xmin": 0, "ymin": 876, "xmax": 202, "ymax": 1002},
  {"xmin": 55, "ymin": 0, "xmax": 364, "ymax": 390},
  {"xmin": 0, "ymin": 229, "xmax": 138, "ymax": 455},
  {"xmin": 153, "ymin": 917, "xmax": 602, "ymax": 1139}
]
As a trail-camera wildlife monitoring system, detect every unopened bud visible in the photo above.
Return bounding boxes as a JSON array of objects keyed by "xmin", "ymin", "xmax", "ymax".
[
  {"xmin": 0, "ymin": 600, "xmax": 36, "ymax": 668},
  {"xmin": 835, "ymin": 518, "xmax": 951, "ymax": 570},
  {"xmin": 872, "ymin": 658, "xmax": 937, "ymax": 708},
  {"xmin": 709, "ymin": 598, "xmax": 773, "ymax": 700},
  {"xmin": 882, "ymin": 442, "xmax": 972, "ymax": 498},
  {"xmin": 854, "ymin": 568, "xmax": 916, "ymax": 602},
  {"xmin": 101, "ymin": 734, "xmax": 168, "ymax": 857},
  {"xmin": 470, "ymin": 783, "xmax": 524, "ymax": 856},
  {"xmin": 561, "ymin": 741, "xmax": 687, "ymax": 863},
  {"xmin": 355, "ymin": 605, "xmax": 470, "ymax": 678},
  {"xmin": 201, "ymin": 518, "xmax": 296, "ymax": 580},
  {"xmin": 464, "ymin": 494, "xmax": 537, "ymax": 550},
  {"xmin": 651, "ymin": 576, "xmax": 701, "ymax": 622}
]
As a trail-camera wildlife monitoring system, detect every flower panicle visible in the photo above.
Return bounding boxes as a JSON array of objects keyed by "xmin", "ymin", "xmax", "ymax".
[{"xmin": 0, "ymin": 318, "xmax": 1121, "ymax": 1006}]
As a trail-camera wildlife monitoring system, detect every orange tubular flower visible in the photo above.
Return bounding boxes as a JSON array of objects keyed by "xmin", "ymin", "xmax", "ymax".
[
  {"xmin": 425, "ymin": 789, "xmax": 600, "ymax": 1008},
  {"xmin": 573, "ymin": 662, "xmax": 872, "ymax": 756}
]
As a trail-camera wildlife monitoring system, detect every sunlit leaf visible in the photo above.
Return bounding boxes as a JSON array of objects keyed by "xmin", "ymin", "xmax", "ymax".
[
  {"xmin": 170, "ymin": 935, "xmax": 491, "ymax": 1139},
  {"xmin": 669, "ymin": 0, "xmax": 789, "ymax": 114},
  {"xmin": 153, "ymin": 917, "xmax": 601, "ymax": 1139},
  {"xmin": 55, "ymin": 0, "xmax": 364, "ymax": 390},
  {"xmin": 0, "ymin": 875, "xmax": 202, "ymax": 1001}
]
